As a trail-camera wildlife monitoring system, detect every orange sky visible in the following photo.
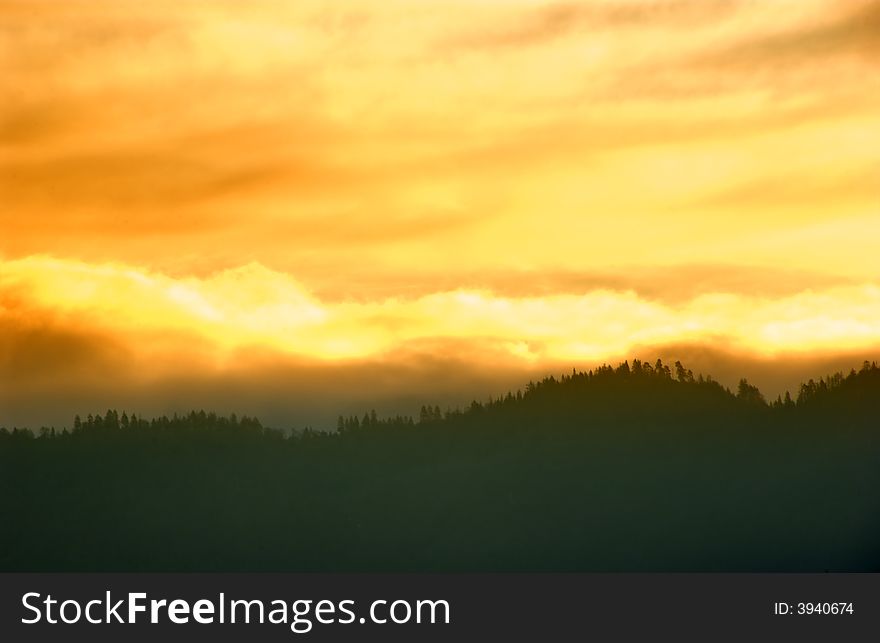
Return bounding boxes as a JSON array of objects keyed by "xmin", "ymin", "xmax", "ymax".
[{"xmin": 2, "ymin": 0, "xmax": 879, "ymax": 426}]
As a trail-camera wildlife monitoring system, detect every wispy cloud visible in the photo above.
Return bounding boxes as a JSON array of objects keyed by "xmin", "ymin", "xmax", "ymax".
[
  {"xmin": 441, "ymin": 1, "xmax": 742, "ymax": 51},
  {"xmin": 703, "ymin": 0, "xmax": 880, "ymax": 69}
]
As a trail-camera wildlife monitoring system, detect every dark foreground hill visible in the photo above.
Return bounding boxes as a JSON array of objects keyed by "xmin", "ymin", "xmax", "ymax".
[{"xmin": 1, "ymin": 359, "xmax": 878, "ymax": 571}]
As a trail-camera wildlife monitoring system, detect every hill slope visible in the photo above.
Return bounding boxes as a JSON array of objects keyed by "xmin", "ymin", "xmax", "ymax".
[{"xmin": 1, "ymin": 359, "xmax": 878, "ymax": 571}]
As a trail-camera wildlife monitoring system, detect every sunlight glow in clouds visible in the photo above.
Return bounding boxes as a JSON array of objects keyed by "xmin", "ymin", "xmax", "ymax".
[
  {"xmin": 4, "ymin": 257, "xmax": 880, "ymax": 365},
  {"xmin": 1, "ymin": 1, "xmax": 879, "ymax": 423}
]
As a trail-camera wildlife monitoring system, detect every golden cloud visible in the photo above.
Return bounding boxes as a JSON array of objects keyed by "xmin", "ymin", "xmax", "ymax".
[{"xmin": 2, "ymin": 1, "xmax": 878, "ymax": 427}]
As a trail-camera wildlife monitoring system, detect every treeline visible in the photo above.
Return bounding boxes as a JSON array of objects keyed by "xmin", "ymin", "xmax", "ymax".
[
  {"xmin": 5, "ymin": 358, "xmax": 878, "ymax": 440},
  {"xmin": 1, "ymin": 359, "xmax": 878, "ymax": 572},
  {"xmin": 1, "ymin": 410, "xmax": 267, "ymax": 442}
]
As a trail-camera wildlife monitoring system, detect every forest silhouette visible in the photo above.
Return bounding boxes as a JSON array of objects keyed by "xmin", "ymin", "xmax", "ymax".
[{"xmin": 1, "ymin": 359, "xmax": 878, "ymax": 571}]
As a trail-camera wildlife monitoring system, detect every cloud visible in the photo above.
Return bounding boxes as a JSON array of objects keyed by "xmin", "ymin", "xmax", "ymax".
[
  {"xmin": 0, "ymin": 148, "xmax": 348, "ymax": 212},
  {"xmin": 3, "ymin": 255, "xmax": 880, "ymax": 429},
  {"xmin": 0, "ymin": 302, "xmax": 132, "ymax": 392},
  {"xmin": 444, "ymin": 4, "xmax": 583, "ymax": 51},
  {"xmin": 0, "ymin": 3, "xmax": 184, "ymax": 78},
  {"xmin": 0, "ymin": 102, "xmax": 78, "ymax": 146},
  {"xmin": 441, "ymin": 1, "xmax": 741, "ymax": 51},
  {"xmin": 704, "ymin": 0, "xmax": 880, "ymax": 69},
  {"xmin": 2, "ymin": 1, "xmax": 880, "ymax": 435},
  {"xmin": 680, "ymin": 166, "xmax": 880, "ymax": 212},
  {"xmin": 4, "ymin": 254, "xmax": 880, "ymax": 366},
  {"xmin": 577, "ymin": 1, "xmax": 880, "ymax": 108},
  {"xmin": 309, "ymin": 264, "xmax": 858, "ymax": 305},
  {"xmin": 2, "ymin": 0, "xmax": 876, "ymax": 282},
  {"xmin": 601, "ymin": 0, "xmax": 879, "ymax": 102}
]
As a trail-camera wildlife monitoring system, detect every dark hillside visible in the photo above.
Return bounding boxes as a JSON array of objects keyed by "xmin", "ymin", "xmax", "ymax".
[{"xmin": 1, "ymin": 360, "xmax": 878, "ymax": 571}]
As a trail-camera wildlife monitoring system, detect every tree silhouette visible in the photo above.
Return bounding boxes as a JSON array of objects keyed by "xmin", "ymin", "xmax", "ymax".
[{"xmin": 736, "ymin": 378, "xmax": 766, "ymax": 405}]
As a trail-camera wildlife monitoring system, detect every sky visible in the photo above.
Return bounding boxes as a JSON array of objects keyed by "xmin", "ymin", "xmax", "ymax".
[{"xmin": 2, "ymin": 0, "xmax": 879, "ymax": 428}]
